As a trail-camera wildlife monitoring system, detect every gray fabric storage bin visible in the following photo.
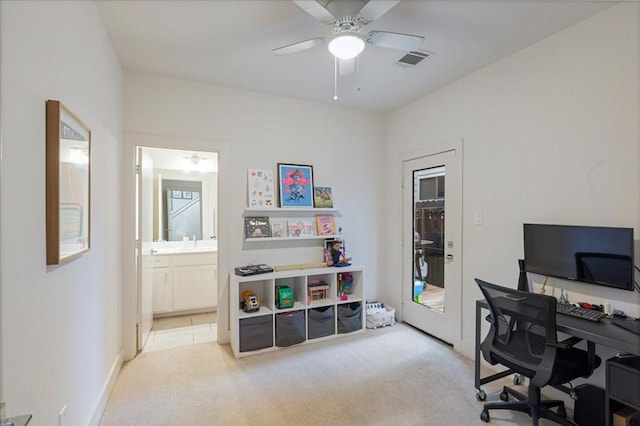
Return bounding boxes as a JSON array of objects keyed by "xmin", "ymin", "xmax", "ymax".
[
  {"xmin": 337, "ymin": 302, "xmax": 362, "ymax": 334},
  {"xmin": 239, "ymin": 315, "xmax": 273, "ymax": 352},
  {"xmin": 308, "ymin": 306, "xmax": 335, "ymax": 339},
  {"xmin": 275, "ymin": 310, "xmax": 306, "ymax": 347}
]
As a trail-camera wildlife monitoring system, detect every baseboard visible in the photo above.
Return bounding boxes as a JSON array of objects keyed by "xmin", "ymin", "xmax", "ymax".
[{"xmin": 87, "ymin": 349, "xmax": 124, "ymax": 426}]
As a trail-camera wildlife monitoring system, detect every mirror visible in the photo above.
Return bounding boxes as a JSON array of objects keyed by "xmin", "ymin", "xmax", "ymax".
[
  {"xmin": 46, "ymin": 100, "xmax": 91, "ymax": 265},
  {"xmin": 141, "ymin": 148, "xmax": 217, "ymax": 242}
]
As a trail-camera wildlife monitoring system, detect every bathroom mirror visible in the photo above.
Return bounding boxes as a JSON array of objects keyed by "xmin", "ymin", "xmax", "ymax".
[{"xmin": 46, "ymin": 100, "xmax": 91, "ymax": 265}]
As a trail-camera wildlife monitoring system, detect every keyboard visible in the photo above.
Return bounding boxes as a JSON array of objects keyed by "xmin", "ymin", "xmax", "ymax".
[{"xmin": 556, "ymin": 303, "xmax": 607, "ymax": 322}]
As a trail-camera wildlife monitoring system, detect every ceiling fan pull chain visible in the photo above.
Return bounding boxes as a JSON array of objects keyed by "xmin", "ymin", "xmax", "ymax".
[
  {"xmin": 356, "ymin": 56, "xmax": 361, "ymax": 92},
  {"xmin": 333, "ymin": 55, "xmax": 339, "ymax": 101}
]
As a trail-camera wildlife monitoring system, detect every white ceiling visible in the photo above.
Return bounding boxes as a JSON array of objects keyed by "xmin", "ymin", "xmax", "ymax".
[{"xmin": 96, "ymin": 0, "xmax": 617, "ymax": 113}]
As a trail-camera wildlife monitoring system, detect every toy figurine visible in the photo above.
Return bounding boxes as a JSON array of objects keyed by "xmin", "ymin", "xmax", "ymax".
[{"xmin": 327, "ymin": 240, "xmax": 351, "ymax": 266}]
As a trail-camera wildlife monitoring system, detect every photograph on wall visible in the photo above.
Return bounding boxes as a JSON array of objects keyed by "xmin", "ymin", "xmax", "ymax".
[
  {"xmin": 278, "ymin": 163, "xmax": 314, "ymax": 208},
  {"xmin": 313, "ymin": 186, "xmax": 333, "ymax": 208},
  {"xmin": 247, "ymin": 168, "xmax": 275, "ymax": 208},
  {"xmin": 244, "ymin": 216, "xmax": 271, "ymax": 238}
]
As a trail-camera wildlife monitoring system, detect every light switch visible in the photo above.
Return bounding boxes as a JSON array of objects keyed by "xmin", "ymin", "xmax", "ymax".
[{"xmin": 474, "ymin": 211, "xmax": 483, "ymax": 225}]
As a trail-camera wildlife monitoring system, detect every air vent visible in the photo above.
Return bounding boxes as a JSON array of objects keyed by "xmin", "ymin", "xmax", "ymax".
[{"xmin": 396, "ymin": 50, "xmax": 433, "ymax": 69}]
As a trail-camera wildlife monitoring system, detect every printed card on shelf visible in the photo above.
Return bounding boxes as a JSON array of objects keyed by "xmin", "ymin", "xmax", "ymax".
[
  {"xmin": 287, "ymin": 218, "xmax": 315, "ymax": 237},
  {"xmin": 315, "ymin": 214, "xmax": 336, "ymax": 236},
  {"xmin": 247, "ymin": 169, "xmax": 275, "ymax": 208},
  {"xmin": 313, "ymin": 186, "xmax": 333, "ymax": 208},
  {"xmin": 270, "ymin": 221, "xmax": 285, "ymax": 238}
]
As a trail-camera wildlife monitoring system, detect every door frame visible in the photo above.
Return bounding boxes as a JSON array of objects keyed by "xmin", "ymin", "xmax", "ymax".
[
  {"xmin": 399, "ymin": 139, "xmax": 463, "ymax": 347},
  {"xmin": 121, "ymin": 133, "xmax": 230, "ymax": 361}
]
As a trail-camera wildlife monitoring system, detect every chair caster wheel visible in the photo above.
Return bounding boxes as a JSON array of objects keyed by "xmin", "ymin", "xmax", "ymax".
[
  {"xmin": 500, "ymin": 390, "xmax": 509, "ymax": 401},
  {"xmin": 480, "ymin": 410, "xmax": 490, "ymax": 422},
  {"xmin": 476, "ymin": 390, "xmax": 487, "ymax": 401},
  {"xmin": 513, "ymin": 374, "xmax": 524, "ymax": 385}
]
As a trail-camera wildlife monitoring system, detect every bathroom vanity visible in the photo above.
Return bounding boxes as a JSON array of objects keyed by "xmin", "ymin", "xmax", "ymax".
[{"xmin": 151, "ymin": 247, "xmax": 217, "ymax": 315}]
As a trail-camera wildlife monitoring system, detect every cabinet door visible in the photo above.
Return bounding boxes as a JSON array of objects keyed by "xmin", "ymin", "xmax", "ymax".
[
  {"xmin": 172, "ymin": 264, "xmax": 217, "ymax": 310},
  {"xmin": 152, "ymin": 268, "xmax": 171, "ymax": 313}
]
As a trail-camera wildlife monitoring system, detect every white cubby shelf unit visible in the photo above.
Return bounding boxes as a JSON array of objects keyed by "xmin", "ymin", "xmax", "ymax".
[
  {"xmin": 230, "ymin": 265, "xmax": 365, "ymax": 358},
  {"xmin": 243, "ymin": 207, "xmax": 342, "ymax": 242}
]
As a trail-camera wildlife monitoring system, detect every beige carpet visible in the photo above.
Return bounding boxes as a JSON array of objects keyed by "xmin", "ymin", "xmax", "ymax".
[{"xmin": 99, "ymin": 324, "xmax": 560, "ymax": 425}]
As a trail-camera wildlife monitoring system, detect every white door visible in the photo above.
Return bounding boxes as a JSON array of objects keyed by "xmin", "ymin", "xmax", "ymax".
[
  {"xmin": 136, "ymin": 148, "xmax": 154, "ymax": 352},
  {"xmin": 402, "ymin": 145, "xmax": 462, "ymax": 345}
]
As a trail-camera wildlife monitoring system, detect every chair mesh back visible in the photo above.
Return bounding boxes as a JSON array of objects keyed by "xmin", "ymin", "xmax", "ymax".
[{"xmin": 476, "ymin": 279, "xmax": 558, "ymax": 363}]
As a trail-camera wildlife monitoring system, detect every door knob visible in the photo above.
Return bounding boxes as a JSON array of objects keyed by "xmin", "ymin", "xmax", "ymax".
[{"xmin": 446, "ymin": 254, "xmax": 453, "ymax": 260}]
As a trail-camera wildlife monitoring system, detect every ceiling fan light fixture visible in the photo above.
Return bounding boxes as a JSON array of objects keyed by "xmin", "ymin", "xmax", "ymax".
[{"xmin": 328, "ymin": 34, "xmax": 365, "ymax": 60}]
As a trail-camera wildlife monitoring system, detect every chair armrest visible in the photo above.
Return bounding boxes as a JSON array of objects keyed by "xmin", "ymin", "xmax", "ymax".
[{"xmin": 548, "ymin": 336, "xmax": 583, "ymax": 349}]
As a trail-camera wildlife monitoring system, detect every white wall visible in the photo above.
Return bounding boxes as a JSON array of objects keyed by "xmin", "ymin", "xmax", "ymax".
[
  {"xmin": 121, "ymin": 73, "xmax": 386, "ymax": 352},
  {"xmin": 0, "ymin": 1, "xmax": 123, "ymax": 425},
  {"xmin": 385, "ymin": 3, "xmax": 640, "ymax": 357}
]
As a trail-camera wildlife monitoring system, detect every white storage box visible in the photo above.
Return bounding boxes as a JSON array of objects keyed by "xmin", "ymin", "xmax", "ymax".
[{"xmin": 366, "ymin": 303, "xmax": 396, "ymax": 329}]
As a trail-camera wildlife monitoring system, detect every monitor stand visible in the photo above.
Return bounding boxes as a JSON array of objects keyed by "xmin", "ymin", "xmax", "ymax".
[{"xmin": 517, "ymin": 259, "xmax": 530, "ymax": 292}]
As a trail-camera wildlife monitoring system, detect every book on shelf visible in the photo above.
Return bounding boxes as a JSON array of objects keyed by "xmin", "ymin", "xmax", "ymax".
[
  {"xmin": 287, "ymin": 218, "xmax": 315, "ymax": 237},
  {"xmin": 247, "ymin": 169, "xmax": 275, "ymax": 208},
  {"xmin": 315, "ymin": 214, "xmax": 336, "ymax": 236},
  {"xmin": 313, "ymin": 186, "xmax": 333, "ymax": 208},
  {"xmin": 245, "ymin": 216, "xmax": 271, "ymax": 238},
  {"xmin": 270, "ymin": 221, "xmax": 285, "ymax": 238}
]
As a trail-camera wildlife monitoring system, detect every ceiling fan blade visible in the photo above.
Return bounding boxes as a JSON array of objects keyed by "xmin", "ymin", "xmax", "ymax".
[
  {"xmin": 358, "ymin": 0, "xmax": 400, "ymax": 23},
  {"xmin": 292, "ymin": 0, "xmax": 336, "ymax": 24},
  {"xmin": 366, "ymin": 31, "xmax": 424, "ymax": 51},
  {"xmin": 338, "ymin": 58, "xmax": 356, "ymax": 76},
  {"xmin": 272, "ymin": 37, "xmax": 327, "ymax": 55}
]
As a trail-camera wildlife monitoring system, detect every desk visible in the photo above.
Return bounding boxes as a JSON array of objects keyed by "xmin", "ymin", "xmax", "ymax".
[{"xmin": 475, "ymin": 299, "xmax": 640, "ymax": 400}]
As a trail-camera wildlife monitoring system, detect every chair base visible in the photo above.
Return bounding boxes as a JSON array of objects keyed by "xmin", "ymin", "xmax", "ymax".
[{"xmin": 480, "ymin": 384, "xmax": 575, "ymax": 426}]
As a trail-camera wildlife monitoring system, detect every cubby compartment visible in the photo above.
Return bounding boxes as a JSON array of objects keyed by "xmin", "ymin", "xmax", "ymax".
[
  {"xmin": 239, "ymin": 315, "xmax": 273, "ymax": 353},
  {"xmin": 308, "ymin": 306, "xmax": 335, "ymax": 339},
  {"xmin": 274, "ymin": 276, "xmax": 306, "ymax": 312},
  {"xmin": 336, "ymin": 270, "xmax": 363, "ymax": 302},
  {"xmin": 230, "ymin": 265, "xmax": 364, "ymax": 357},
  {"xmin": 275, "ymin": 310, "xmax": 306, "ymax": 347},
  {"xmin": 307, "ymin": 273, "xmax": 335, "ymax": 307},
  {"xmin": 337, "ymin": 302, "xmax": 362, "ymax": 334}
]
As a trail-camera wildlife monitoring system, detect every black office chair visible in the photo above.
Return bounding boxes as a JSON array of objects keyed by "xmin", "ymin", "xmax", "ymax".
[{"xmin": 475, "ymin": 278, "xmax": 601, "ymax": 425}]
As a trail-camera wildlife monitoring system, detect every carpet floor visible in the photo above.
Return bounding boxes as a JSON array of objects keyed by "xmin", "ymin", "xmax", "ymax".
[{"xmin": 100, "ymin": 323, "xmax": 562, "ymax": 425}]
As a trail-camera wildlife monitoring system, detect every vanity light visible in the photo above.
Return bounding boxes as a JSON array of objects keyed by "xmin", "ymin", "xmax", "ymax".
[{"xmin": 328, "ymin": 34, "xmax": 365, "ymax": 60}]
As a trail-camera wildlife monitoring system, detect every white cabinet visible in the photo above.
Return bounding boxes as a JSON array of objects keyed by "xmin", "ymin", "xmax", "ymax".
[
  {"xmin": 230, "ymin": 265, "xmax": 364, "ymax": 358},
  {"xmin": 151, "ymin": 251, "xmax": 217, "ymax": 314},
  {"xmin": 243, "ymin": 207, "xmax": 341, "ymax": 242}
]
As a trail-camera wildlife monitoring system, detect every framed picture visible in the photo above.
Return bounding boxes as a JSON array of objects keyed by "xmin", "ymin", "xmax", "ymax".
[
  {"xmin": 313, "ymin": 186, "xmax": 333, "ymax": 208},
  {"xmin": 247, "ymin": 168, "xmax": 275, "ymax": 208},
  {"xmin": 278, "ymin": 163, "xmax": 314, "ymax": 208},
  {"xmin": 46, "ymin": 100, "xmax": 91, "ymax": 265}
]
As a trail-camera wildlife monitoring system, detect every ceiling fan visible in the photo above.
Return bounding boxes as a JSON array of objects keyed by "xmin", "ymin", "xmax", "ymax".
[{"xmin": 273, "ymin": 0, "xmax": 424, "ymax": 98}]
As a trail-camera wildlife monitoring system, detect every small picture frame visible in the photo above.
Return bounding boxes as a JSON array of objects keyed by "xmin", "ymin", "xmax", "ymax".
[
  {"xmin": 278, "ymin": 163, "xmax": 314, "ymax": 208},
  {"xmin": 313, "ymin": 186, "xmax": 333, "ymax": 208}
]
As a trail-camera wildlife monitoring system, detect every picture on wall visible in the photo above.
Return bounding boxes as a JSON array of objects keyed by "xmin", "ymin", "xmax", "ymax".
[
  {"xmin": 278, "ymin": 163, "xmax": 314, "ymax": 208},
  {"xmin": 247, "ymin": 168, "xmax": 275, "ymax": 208},
  {"xmin": 313, "ymin": 186, "xmax": 333, "ymax": 208}
]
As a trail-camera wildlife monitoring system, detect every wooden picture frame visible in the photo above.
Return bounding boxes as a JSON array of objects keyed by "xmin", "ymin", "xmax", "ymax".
[
  {"xmin": 46, "ymin": 100, "xmax": 91, "ymax": 265},
  {"xmin": 277, "ymin": 163, "xmax": 314, "ymax": 208}
]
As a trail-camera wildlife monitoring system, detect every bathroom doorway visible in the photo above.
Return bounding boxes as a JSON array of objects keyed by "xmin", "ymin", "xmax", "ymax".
[{"xmin": 135, "ymin": 146, "xmax": 219, "ymax": 353}]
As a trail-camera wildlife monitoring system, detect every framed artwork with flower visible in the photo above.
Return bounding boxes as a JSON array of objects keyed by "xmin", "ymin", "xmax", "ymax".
[{"xmin": 277, "ymin": 163, "xmax": 314, "ymax": 208}]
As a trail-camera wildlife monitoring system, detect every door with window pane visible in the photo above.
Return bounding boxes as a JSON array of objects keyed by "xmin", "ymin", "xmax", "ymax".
[{"xmin": 402, "ymin": 147, "xmax": 462, "ymax": 345}]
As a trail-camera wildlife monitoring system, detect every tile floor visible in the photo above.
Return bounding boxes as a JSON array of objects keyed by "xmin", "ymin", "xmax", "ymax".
[{"xmin": 143, "ymin": 312, "xmax": 218, "ymax": 353}]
